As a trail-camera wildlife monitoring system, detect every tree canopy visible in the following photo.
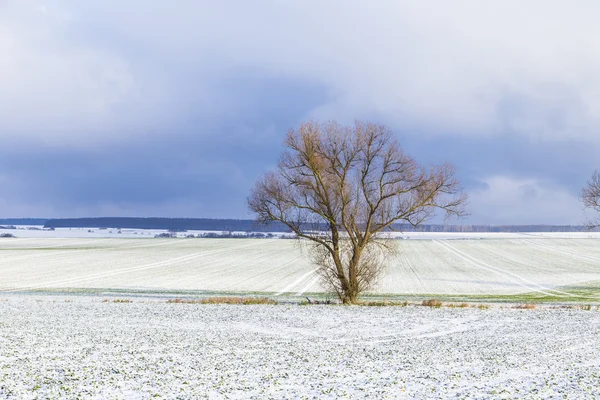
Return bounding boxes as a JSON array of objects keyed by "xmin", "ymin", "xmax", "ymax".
[{"xmin": 248, "ymin": 121, "xmax": 467, "ymax": 303}]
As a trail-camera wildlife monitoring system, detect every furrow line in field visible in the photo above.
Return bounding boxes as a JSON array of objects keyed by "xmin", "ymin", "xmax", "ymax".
[
  {"xmin": 220, "ymin": 253, "xmax": 307, "ymax": 292},
  {"xmin": 181, "ymin": 242, "xmax": 298, "ymax": 290},
  {"xmin": 25, "ymin": 238, "xmax": 109, "ymax": 249},
  {"xmin": 0, "ymin": 245, "xmax": 116, "ymax": 265},
  {"xmin": 275, "ymin": 268, "xmax": 318, "ymax": 296},
  {"xmin": 0, "ymin": 239, "xmax": 152, "ymax": 264},
  {"xmin": 0, "ymin": 241, "xmax": 264, "ymax": 292},
  {"xmin": 434, "ymin": 240, "xmax": 568, "ymax": 297},
  {"xmin": 0, "ymin": 253, "xmax": 207, "ymax": 292},
  {"xmin": 401, "ymin": 251, "xmax": 425, "ymax": 290},
  {"xmin": 295, "ymin": 275, "xmax": 321, "ymax": 296},
  {"xmin": 441, "ymin": 239, "xmax": 577, "ymax": 296},
  {"xmin": 521, "ymin": 239, "xmax": 600, "ymax": 264}
]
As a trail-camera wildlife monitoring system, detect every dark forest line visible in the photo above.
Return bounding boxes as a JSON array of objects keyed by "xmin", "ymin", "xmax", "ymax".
[{"xmin": 31, "ymin": 217, "xmax": 591, "ymax": 233}]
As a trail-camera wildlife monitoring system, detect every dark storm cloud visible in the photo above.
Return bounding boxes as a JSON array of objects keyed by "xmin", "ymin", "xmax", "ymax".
[{"xmin": 0, "ymin": 70, "xmax": 331, "ymax": 218}]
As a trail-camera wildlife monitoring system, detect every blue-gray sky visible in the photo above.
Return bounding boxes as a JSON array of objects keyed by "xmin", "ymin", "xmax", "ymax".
[{"xmin": 1, "ymin": 0, "xmax": 599, "ymax": 224}]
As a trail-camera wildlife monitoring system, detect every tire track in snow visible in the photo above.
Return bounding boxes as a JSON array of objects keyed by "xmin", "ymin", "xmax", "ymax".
[
  {"xmin": 434, "ymin": 240, "xmax": 572, "ymax": 297},
  {"xmin": 275, "ymin": 268, "xmax": 318, "ymax": 296},
  {"xmin": 0, "ymin": 239, "xmax": 156, "ymax": 265},
  {"xmin": 0, "ymin": 253, "xmax": 206, "ymax": 292},
  {"xmin": 204, "ymin": 242, "xmax": 299, "ymax": 291},
  {"xmin": 0, "ymin": 241, "xmax": 263, "ymax": 293},
  {"xmin": 0, "ymin": 241, "xmax": 121, "ymax": 265},
  {"xmin": 295, "ymin": 275, "xmax": 321, "ymax": 296},
  {"xmin": 521, "ymin": 239, "xmax": 600, "ymax": 264},
  {"xmin": 328, "ymin": 315, "xmax": 483, "ymax": 344}
]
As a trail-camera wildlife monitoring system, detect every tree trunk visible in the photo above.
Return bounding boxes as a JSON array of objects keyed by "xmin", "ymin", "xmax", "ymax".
[
  {"xmin": 343, "ymin": 248, "xmax": 362, "ymax": 304},
  {"xmin": 342, "ymin": 288, "xmax": 359, "ymax": 304}
]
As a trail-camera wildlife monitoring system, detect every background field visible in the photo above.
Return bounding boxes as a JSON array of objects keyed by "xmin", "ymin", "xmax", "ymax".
[{"xmin": 1, "ymin": 231, "xmax": 600, "ymax": 302}]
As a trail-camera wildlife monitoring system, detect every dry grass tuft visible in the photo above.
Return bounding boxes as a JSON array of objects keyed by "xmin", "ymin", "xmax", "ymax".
[
  {"xmin": 167, "ymin": 298, "xmax": 203, "ymax": 304},
  {"xmin": 168, "ymin": 297, "xmax": 276, "ymax": 305},
  {"xmin": 202, "ymin": 297, "xmax": 276, "ymax": 305},
  {"xmin": 513, "ymin": 303, "xmax": 536, "ymax": 309},
  {"xmin": 112, "ymin": 299, "xmax": 133, "ymax": 303},
  {"xmin": 422, "ymin": 299, "xmax": 443, "ymax": 308},
  {"xmin": 474, "ymin": 304, "xmax": 491, "ymax": 310},
  {"xmin": 446, "ymin": 302, "xmax": 469, "ymax": 308},
  {"xmin": 358, "ymin": 300, "xmax": 409, "ymax": 307},
  {"xmin": 580, "ymin": 304, "xmax": 593, "ymax": 311}
]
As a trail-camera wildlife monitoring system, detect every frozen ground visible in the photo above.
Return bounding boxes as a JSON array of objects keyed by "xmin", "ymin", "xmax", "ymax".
[
  {"xmin": 1, "ymin": 295, "xmax": 599, "ymax": 399},
  {"xmin": 1, "ymin": 235, "xmax": 600, "ymax": 300}
]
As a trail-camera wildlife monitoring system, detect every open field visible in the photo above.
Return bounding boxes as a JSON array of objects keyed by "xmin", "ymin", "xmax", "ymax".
[
  {"xmin": 1, "ymin": 233, "xmax": 600, "ymax": 302},
  {"xmin": 2, "ymin": 236, "xmax": 600, "ymax": 398},
  {"xmin": 1, "ymin": 295, "xmax": 599, "ymax": 399}
]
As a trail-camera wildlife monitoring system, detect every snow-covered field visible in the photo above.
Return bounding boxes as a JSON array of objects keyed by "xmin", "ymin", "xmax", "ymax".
[
  {"xmin": 1, "ymin": 295, "xmax": 599, "ymax": 399},
  {"xmin": 1, "ymin": 232, "xmax": 600, "ymax": 299}
]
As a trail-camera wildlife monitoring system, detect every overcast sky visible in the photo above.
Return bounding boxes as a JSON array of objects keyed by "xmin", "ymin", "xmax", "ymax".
[{"xmin": 1, "ymin": 0, "xmax": 599, "ymax": 224}]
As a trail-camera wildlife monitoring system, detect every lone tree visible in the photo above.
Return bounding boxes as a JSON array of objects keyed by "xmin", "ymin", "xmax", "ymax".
[
  {"xmin": 582, "ymin": 170, "xmax": 600, "ymax": 229},
  {"xmin": 248, "ymin": 121, "xmax": 467, "ymax": 304}
]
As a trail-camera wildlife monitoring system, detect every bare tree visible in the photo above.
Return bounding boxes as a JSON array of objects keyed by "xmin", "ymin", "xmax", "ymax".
[
  {"xmin": 582, "ymin": 170, "xmax": 600, "ymax": 229},
  {"xmin": 248, "ymin": 121, "xmax": 467, "ymax": 304}
]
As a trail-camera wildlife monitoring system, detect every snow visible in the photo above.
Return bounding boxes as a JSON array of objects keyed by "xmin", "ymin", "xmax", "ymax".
[
  {"xmin": 0, "ymin": 295, "xmax": 599, "ymax": 399},
  {"xmin": 1, "ymin": 235, "xmax": 600, "ymax": 297}
]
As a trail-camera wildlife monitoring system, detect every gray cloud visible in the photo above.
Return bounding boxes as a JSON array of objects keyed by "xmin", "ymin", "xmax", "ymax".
[{"xmin": 0, "ymin": 0, "xmax": 598, "ymax": 223}]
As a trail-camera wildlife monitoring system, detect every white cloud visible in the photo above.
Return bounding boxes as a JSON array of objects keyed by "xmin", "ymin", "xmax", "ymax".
[
  {"xmin": 467, "ymin": 176, "xmax": 586, "ymax": 225},
  {"xmin": 0, "ymin": 1, "xmax": 174, "ymax": 145},
  {"xmin": 3, "ymin": 1, "xmax": 600, "ymax": 146}
]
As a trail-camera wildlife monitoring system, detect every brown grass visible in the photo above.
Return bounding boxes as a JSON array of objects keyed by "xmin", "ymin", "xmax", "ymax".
[
  {"xmin": 513, "ymin": 303, "xmax": 536, "ymax": 309},
  {"xmin": 167, "ymin": 298, "xmax": 203, "ymax": 304},
  {"xmin": 112, "ymin": 299, "xmax": 133, "ymax": 303},
  {"xmin": 358, "ymin": 300, "xmax": 409, "ymax": 307},
  {"xmin": 169, "ymin": 297, "xmax": 276, "ymax": 305},
  {"xmin": 422, "ymin": 299, "xmax": 443, "ymax": 308},
  {"xmin": 446, "ymin": 302, "xmax": 469, "ymax": 308}
]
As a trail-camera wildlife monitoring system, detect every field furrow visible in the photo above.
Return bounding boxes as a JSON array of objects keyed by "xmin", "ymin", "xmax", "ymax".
[{"xmin": 1, "ymin": 235, "xmax": 599, "ymax": 299}]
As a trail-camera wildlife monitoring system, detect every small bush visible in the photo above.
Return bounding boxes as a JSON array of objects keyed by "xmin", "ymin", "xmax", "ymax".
[
  {"xmin": 113, "ymin": 299, "xmax": 133, "ymax": 303},
  {"xmin": 513, "ymin": 303, "xmax": 536, "ymax": 309},
  {"xmin": 580, "ymin": 304, "xmax": 592, "ymax": 311},
  {"xmin": 422, "ymin": 299, "xmax": 443, "ymax": 308},
  {"xmin": 475, "ymin": 304, "xmax": 490, "ymax": 310}
]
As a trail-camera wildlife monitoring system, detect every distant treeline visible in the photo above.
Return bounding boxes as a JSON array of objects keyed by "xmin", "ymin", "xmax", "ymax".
[
  {"xmin": 41, "ymin": 217, "xmax": 590, "ymax": 233},
  {"xmin": 401, "ymin": 224, "xmax": 589, "ymax": 233},
  {"xmin": 44, "ymin": 217, "xmax": 292, "ymax": 232},
  {"xmin": 0, "ymin": 219, "xmax": 48, "ymax": 226}
]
